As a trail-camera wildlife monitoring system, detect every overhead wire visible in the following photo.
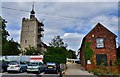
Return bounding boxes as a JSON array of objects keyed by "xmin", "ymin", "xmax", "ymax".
[
  {"xmin": 2, "ymin": 6, "xmax": 89, "ymax": 30},
  {"xmin": 2, "ymin": 6, "xmax": 81, "ymax": 20}
]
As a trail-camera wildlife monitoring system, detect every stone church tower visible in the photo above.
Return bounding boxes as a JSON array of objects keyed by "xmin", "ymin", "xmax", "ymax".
[{"xmin": 20, "ymin": 4, "xmax": 44, "ymax": 51}]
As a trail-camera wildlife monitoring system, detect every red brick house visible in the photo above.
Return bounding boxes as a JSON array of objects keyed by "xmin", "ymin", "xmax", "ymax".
[{"xmin": 79, "ymin": 23, "xmax": 117, "ymax": 70}]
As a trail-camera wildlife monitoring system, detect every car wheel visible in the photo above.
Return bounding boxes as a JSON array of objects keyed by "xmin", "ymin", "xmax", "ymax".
[
  {"xmin": 44, "ymin": 71, "xmax": 46, "ymax": 74},
  {"xmin": 19, "ymin": 68, "xmax": 23, "ymax": 73},
  {"xmin": 27, "ymin": 71, "xmax": 30, "ymax": 73},
  {"xmin": 56, "ymin": 71, "xmax": 58, "ymax": 74},
  {"xmin": 1, "ymin": 69, "xmax": 3, "ymax": 73},
  {"xmin": 8, "ymin": 71, "xmax": 11, "ymax": 73},
  {"xmin": 37, "ymin": 69, "xmax": 41, "ymax": 74}
]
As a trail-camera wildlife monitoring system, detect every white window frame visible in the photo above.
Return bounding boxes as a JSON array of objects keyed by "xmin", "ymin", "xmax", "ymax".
[{"xmin": 96, "ymin": 38, "xmax": 104, "ymax": 48}]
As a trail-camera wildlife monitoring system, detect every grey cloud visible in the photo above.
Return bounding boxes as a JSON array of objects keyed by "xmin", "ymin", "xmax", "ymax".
[
  {"xmin": 62, "ymin": 33, "xmax": 85, "ymax": 51},
  {"xmin": 2, "ymin": 2, "xmax": 118, "ymax": 51},
  {"xmin": 2, "ymin": 0, "xmax": 120, "ymax": 2},
  {"xmin": 90, "ymin": 15, "xmax": 118, "ymax": 34},
  {"xmin": 0, "ymin": 2, "xmax": 2, "ymax": 15}
]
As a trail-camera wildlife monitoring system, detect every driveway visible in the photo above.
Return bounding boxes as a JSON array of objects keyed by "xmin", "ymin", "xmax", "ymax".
[{"xmin": 63, "ymin": 63, "xmax": 97, "ymax": 77}]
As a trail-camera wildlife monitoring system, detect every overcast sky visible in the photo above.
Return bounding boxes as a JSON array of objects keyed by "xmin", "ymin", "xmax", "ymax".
[{"xmin": 1, "ymin": 0, "xmax": 119, "ymax": 52}]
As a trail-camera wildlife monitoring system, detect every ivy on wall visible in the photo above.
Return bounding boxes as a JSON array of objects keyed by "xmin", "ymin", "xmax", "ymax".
[{"xmin": 84, "ymin": 42, "xmax": 94, "ymax": 64}]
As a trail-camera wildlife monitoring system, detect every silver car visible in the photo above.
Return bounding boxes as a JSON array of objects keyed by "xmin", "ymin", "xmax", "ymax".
[
  {"xmin": 7, "ymin": 61, "xmax": 27, "ymax": 73},
  {"xmin": 27, "ymin": 62, "xmax": 44, "ymax": 74}
]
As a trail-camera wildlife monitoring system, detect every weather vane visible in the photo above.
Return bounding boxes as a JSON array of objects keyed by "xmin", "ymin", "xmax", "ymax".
[{"xmin": 32, "ymin": 1, "xmax": 35, "ymax": 11}]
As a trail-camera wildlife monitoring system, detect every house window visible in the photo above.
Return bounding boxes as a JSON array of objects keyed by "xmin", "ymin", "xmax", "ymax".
[{"xmin": 96, "ymin": 38, "xmax": 104, "ymax": 48}]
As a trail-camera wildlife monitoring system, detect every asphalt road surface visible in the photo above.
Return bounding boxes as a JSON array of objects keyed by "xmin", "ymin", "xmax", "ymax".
[{"xmin": 1, "ymin": 72, "xmax": 61, "ymax": 77}]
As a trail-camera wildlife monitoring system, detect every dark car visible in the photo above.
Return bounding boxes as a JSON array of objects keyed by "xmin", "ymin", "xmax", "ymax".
[
  {"xmin": 0, "ymin": 61, "xmax": 9, "ymax": 72},
  {"xmin": 45, "ymin": 62, "xmax": 59, "ymax": 74}
]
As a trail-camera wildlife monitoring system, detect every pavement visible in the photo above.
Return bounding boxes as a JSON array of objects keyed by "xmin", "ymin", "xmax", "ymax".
[{"xmin": 63, "ymin": 63, "xmax": 97, "ymax": 77}]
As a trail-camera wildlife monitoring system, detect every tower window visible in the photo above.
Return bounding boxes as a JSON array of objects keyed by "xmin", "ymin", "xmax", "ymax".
[
  {"xmin": 25, "ymin": 40, "xmax": 27, "ymax": 44},
  {"xmin": 38, "ymin": 28, "xmax": 41, "ymax": 33},
  {"xmin": 28, "ymin": 25, "xmax": 29, "ymax": 29}
]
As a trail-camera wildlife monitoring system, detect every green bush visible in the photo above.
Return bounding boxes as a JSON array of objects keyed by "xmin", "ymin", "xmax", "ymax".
[{"xmin": 115, "ymin": 58, "xmax": 120, "ymax": 66}]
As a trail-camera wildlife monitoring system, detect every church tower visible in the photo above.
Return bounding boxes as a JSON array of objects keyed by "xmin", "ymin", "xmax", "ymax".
[{"xmin": 20, "ymin": 4, "xmax": 44, "ymax": 51}]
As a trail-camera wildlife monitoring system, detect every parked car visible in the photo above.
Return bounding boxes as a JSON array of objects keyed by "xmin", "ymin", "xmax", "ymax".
[
  {"xmin": 0, "ymin": 61, "xmax": 9, "ymax": 72},
  {"xmin": 45, "ymin": 62, "xmax": 59, "ymax": 74},
  {"xmin": 27, "ymin": 62, "xmax": 44, "ymax": 74},
  {"xmin": 7, "ymin": 61, "xmax": 27, "ymax": 73}
]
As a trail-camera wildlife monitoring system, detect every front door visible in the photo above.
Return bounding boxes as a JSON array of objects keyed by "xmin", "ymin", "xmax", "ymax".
[{"xmin": 96, "ymin": 54, "xmax": 108, "ymax": 66}]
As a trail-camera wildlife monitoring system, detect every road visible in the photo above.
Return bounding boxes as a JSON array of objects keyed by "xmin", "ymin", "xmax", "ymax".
[
  {"xmin": 1, "ymin": 63, "xmax": 97, "ymax": 77},
  {"xmin": 1, "ymin": 72, "xmax": 60, "ymax": 77}
]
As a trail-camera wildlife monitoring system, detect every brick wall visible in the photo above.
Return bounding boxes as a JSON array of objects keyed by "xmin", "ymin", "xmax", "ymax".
[{"xmin": 80, "ymin": 23, "xmax": 117, "ymax": 70}]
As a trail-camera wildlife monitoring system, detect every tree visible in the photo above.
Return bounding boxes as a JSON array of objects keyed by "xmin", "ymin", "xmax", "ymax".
[
  {"xmin": 0, "ymin": 16, "xmax": 9, "ymax": 45},
  {"xmin": 1, "ymin": 16, "xmax": 10, "ymax": 55},
  {"xmin": 44, "ymin": 35, "xmax": 77, "ymax": 64},
  {"xmin": 1, "ymin": 16, "xmax": 20, "ymax": 55},
  {"xmin": 23, "ymin": 46, "xmax": 42, "ymax": 55},
  {"xmin": 43, "ymin": 46, "xmax": 67, "ymax": 64},
  {"xmin": 67, "ymin": 49, "xmax": 77, "ymax": 59},
  {"xmin": 49, "ymin": 36, "xmax": 67, "ymax": 48},
  {"xmin": 44, "ymin": 36, "xmax": 69, "ymax": 64},
  {"xmin": 2, "ymin": 39, "xmax": 20, "ymax": 55},
  {"xmin": 0, "ymin": 16, "xmax": 2, "ymax": 55}
]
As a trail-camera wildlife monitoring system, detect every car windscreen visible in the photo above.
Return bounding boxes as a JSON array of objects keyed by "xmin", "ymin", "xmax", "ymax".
[
  {"xmin": 28, "ymin": 62, "xmax": 38, "ymax": 66},
  {"xmin": 9, "ymin": 61, "xmax": 19, "ymax": 65},
  {"xmin": 46, "ymin": 63, "xmax": 56, "ymax": 66}
]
